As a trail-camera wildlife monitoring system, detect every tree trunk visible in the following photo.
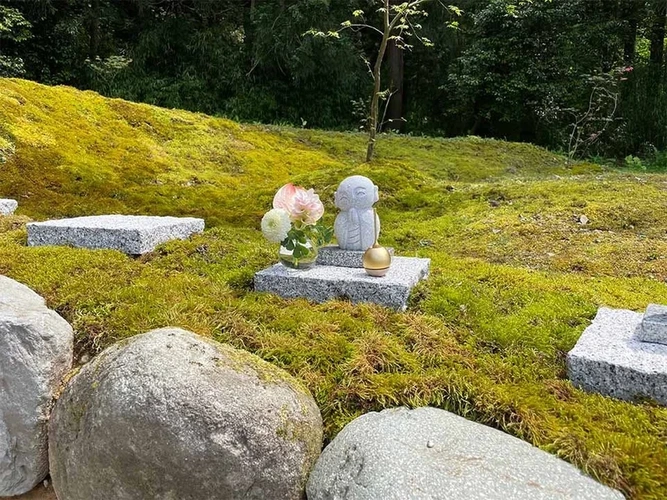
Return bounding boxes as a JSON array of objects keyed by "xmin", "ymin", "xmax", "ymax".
[
  {"xmin": 366, "ymin": 0, "xmax": 392, "ymax": 162},
  {"xmin": 366, "ymin": 0, "xmax": 426, "ymax": 161},
  {"xmin": 244, "ymin": 0, "xmax": 257, "ymax": 73},
  {"xmin": 650, "ymin": 0, "xmax": 667, "ymax": 67},
  {"xmin": 88, "ymin": 0, "xmax": 100, "ymax": 59},
  {"xmin": 384, "ymin": 36, "xmax": 404, "ymax": 132},
  {"xmin": 624, "ymin": 18, "xmax": 637, "ymax": 64},
  {"xmin": 384, "ymin": 0, "xmax": 404, "ymax": 132},
  {"xmin": 366, "ymin": 33, "xmax": 390, "ymax": 162},
  {"xmin": 622, "ymin": 0, "xmax": 639, "ymax": 66}
]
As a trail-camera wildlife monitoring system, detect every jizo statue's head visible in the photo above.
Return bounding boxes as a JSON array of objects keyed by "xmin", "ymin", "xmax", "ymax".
[{"xmin": 334, "ymin": 176, "xmax": 379, "ymax": 211}]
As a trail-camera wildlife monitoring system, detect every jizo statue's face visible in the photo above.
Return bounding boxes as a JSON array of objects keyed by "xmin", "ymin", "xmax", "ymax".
[{"xmin": 335, "ymin": 176, "xmax": 379, "ymax": 211}]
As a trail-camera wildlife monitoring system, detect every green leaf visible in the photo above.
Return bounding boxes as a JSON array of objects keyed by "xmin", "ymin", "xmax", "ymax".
[{"xmin": 293, "ymin": 243, "xmax": 309, "ymax": 259}]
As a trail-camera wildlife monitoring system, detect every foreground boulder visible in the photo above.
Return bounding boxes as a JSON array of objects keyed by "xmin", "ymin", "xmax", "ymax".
[
  {"xmin": 49, "ymin": 328, "xmax": 323, "ymax": 500},
  {"xmin": 0, "ymin": 276, "xmax": 73, "ymax": 497},
  {"xmin": 307, "ymin": 407, "xmax": 622, "ymax": 500}
]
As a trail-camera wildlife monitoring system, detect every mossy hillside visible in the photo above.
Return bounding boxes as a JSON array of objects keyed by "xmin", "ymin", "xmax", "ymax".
[{"xmin": 0, "ymin": 78, "xmax": 666, "ymax": 498}]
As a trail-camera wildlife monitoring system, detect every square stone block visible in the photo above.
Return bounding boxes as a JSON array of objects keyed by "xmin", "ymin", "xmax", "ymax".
[
  {"xmin": 0, "ymin": 199, "xmax": 18, "ymax": 215},
  {"xmin": 254, "ymin": 257, "xmax": 430, "ymax": 311},
  {"xmin": 27, "ymin": 215, "xmax": 205, "ymax": 255},
  {"xmin": 637, "ymin": 304, "xmax": 667, "ymax": 345},
  {"xmin": 567, "ymin": 307, "xmax": 667, "ymax": 406},
  {"xmin": 317, "ymin": 245, "xmax": 395, "ymax": 268}
]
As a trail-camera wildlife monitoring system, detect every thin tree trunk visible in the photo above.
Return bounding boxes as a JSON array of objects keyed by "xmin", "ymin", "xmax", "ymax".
[
  {"xmin": 384, "ymin": 0, "xmax": 404, "ymax": 132},
  {"xmin": 385, "ymin": 34, "xmax": 404, "ymax": 132},
  {"xmin": 88, "ymin": 0, "xmax": 100, "ymax": 59},
  {"xmin": 650, "ymin": 0, "xmax": 667, "ymax": 66},
  {"xmin": 621, "ymin": 0, "xmax": 642, "ymax": 65},
  {"xmin": 366, "ymin": 0, "xmax": 391, "ymax": 162},
  {"xmin": 245, "ymin": 0, "xmax": 257, "ymax": 73},
  {"xmin": 366, "ymin": 0, "xmax": 427, "ymax": 161},
  {"xmin": 366, "ymin": 35, "xmax": 390, "ymax": 162},
  {"xmin": 624, "ymin": 18, "xmax": 637, "ymax": 64}
]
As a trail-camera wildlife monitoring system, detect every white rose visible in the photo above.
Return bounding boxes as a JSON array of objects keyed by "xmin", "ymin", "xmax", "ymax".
[{"xmin": 261, "ymin": 208, "xmax": 292, "ymax": 243}]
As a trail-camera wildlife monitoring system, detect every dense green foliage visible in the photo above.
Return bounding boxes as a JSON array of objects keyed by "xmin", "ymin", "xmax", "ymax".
[
  {"xmin": 3, "ymin": 0, "xmax": 667, "ymax": 160},
  {"xmin": 0, "ymin": 5, "xmax": 32, "ymax": 77},
  {"xmin": 1, "ymin": 79, "xmax": 666, "ymax": 498}
]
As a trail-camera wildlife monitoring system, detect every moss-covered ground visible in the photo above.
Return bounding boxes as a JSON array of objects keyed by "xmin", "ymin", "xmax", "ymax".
[{"xmin": 1, "ymin": 78, "xmax": 666, "ymax": 498}]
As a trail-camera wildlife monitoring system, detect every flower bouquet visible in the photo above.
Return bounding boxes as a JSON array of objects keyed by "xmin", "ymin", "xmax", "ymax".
[{"xmin": 261, "ymin": 183, "xmax": 333, "ymax": 269}]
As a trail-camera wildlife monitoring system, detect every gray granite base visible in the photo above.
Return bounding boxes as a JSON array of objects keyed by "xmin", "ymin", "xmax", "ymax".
[
  {"xmin": 567, "ymin": 308, "xmax": 667, "ymax": 406},
  {"xmin": 0, "ymin": 199, "xmax": 18, "ymax": 215},
  {"xmin": 637, "ymin": 304, "xmax": 667, "ymax": 345},
  {"xmin": 254, "ymin": 257, "xmax": 430, "ymax": 311},
  {"xmin": 317, "ymin": 245, "xmax": 395, "ymax": 268},
  {"xmin": 27, "ymin": 215, "xmax": 205, "ymax": 255}
]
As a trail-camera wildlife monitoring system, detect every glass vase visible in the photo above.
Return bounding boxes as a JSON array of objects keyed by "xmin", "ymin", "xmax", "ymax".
[{"xmin": 279, "ymin": 239, "xmax": 319, "ymax": 269}]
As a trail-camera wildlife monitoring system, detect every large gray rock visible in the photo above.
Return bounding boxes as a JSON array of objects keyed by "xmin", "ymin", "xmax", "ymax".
[
  {"xmin": 567, "ymin": 307, "xmax": 667, "ymax": 405},
  {"xmin": 27, "ymin": 215, "xmax": 205, "ymax": 255},
  {"xmin": 307, "ymin": 407, "xmax": 622, "ymax": 500},
  {"xmin": 0, "ymin": 200, "xmax": 17, "ymax": 216},
  {"xmin": 0, "ymin": 276, "xmax": 73, "ymax": 497},
  {"xmin": 49, "ymin": 328, "xmax": 323, "ymax": 500}
]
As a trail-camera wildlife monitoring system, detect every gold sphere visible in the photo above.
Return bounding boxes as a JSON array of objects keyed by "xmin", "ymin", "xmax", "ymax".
[{"xmin": 363, "ymin": 244, "xmax": 392, "ymax": 277}]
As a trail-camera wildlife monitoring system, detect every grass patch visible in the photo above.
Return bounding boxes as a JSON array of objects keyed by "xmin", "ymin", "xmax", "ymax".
[{"xmin": 1, "ymin": 78, "xmax": 666, "ymax": 499}]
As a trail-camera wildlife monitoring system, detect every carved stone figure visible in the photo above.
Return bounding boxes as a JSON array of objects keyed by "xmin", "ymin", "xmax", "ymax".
[{"xmin": 334, "ymin": 176, "xmax": 380, "ymax": 251}]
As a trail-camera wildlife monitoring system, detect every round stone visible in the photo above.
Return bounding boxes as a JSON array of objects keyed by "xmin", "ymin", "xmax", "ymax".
[
  {"xmin": 307, "ymin": 407, "xmax": 623, "ymax": 500},
  {"xmin": 49, "ymin": 328, "xmax": 323, "ymax": 500},
  {"xmin": 0, "ymin": 276, "xmax": 73, "ymax": 496}
]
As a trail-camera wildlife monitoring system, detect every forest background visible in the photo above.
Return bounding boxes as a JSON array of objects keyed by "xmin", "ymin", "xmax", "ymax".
[{"xmin": 3, "ymin": 0, "xmax": 667, "ymax": 164}]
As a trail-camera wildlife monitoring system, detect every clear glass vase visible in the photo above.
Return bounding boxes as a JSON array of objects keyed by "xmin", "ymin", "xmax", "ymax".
[{"xmin": 279, "ymin": 239, "xmax": 319, "ymax": 269}]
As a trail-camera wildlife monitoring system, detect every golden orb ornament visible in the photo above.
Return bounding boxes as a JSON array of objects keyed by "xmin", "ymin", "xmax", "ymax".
[{"xmin": 363, "ymin": 243, "xmax": 392, "ymax": 277}]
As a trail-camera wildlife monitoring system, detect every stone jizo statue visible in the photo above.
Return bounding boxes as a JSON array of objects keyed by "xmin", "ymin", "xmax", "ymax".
[{"xmin": 334, "ymin": 175, "xmax": 380, "ymax": 251}]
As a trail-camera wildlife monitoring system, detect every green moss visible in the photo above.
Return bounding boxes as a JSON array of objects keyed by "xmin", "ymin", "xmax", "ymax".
[
  {"xmin": 68, "ymin": 399, "xmax": 89, "ymax": 431},
  {"xmin": 0, "ymin": 135, "xmax": 14, "ymax": 164},
  {"xmin": 275, "ymin": 404, "xmax": 307, "ymax": 442},
  {"xmin": 210, "ymin": 339, "xmax": 312, "ymax": 398},
  {"xmin": 1, "ymin": 78, "xmax": 666, "ymax": 499}
]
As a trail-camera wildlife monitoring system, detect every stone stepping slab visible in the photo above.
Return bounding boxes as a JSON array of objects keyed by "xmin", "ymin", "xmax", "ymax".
[
  {"xmin": 0, "ymin": 199, "xmax": 18, "ymax": 215},
  {"xmin": 254, "ymin": 257, "xmax": 430, "ymax": 311},
  {"xmin": 567, "ymin": 307, "xmax": 667, "ymax": 406},
  {"xmin": 27, "ymin": 215, "xmax": 205, "ymax": 255}
]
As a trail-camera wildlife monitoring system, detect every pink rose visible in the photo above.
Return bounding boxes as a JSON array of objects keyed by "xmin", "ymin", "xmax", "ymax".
[
  {"xmin": 273, "ymin": 183, "xmax": 303, "ymax": 213},
  {"xmin": 273, "ymin": 183, "xmax": 324, "ymax": 224},
  {"xmin": 291, "ymin": 188, "xmax": 324, "ymax": 225}
]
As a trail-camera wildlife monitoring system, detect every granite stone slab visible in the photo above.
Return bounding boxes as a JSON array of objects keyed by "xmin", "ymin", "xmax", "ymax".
[
  {"xmin": 27, "ymin": 215, "xmax": 205, "ymax": 255},
  {"xmin": 0, "ymin": 199, "xmax": 18, "ymax": 215},
  {"xmin": 637, "ymin": 303, "xmax": 667, "ymax": 345},
  {"xmin": 254, "ymin": 257, "xmax": 430, "ymax": 311},
  {"xmin": 317, "ymin": 245, "xmax": 395, "ymax": 268},
  {"xmin": 567, "ymin": 307, "xmax": 667, "ymax": 406}
]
